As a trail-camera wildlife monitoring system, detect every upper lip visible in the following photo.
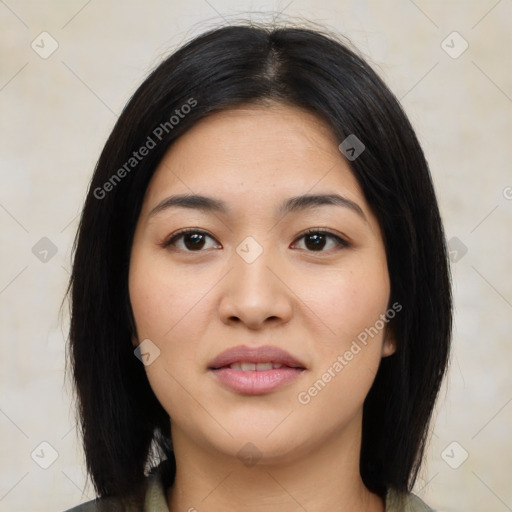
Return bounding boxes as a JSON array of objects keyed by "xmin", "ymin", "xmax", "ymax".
[{"xmin": 208, "ymin": 345, "xmax": 306, "ymax": 369}]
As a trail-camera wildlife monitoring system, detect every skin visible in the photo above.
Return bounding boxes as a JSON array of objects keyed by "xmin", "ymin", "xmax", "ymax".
[{"xmin": 129, "ymin": 103, "xmax": 396, "ymax": 512}]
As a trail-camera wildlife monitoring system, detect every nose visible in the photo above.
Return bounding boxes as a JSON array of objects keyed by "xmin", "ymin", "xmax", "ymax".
[{"xmin": 218, "ymin": 244, "xmax": 293, "ymax": 330}]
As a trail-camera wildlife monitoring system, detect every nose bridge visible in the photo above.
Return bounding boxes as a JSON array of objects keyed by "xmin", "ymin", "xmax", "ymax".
[
  {"xmin": 218, "ymin": 234, "xmax": 292, "ymax": 327},
  {"xmin": 232, "ymin": 234, "xmax": 277, "ymax": 297}
]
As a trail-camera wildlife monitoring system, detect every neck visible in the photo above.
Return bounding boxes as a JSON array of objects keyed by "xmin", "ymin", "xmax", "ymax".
[{"xmin": 166, "ymin": 418, "xmax": 384, "ymax": 512}]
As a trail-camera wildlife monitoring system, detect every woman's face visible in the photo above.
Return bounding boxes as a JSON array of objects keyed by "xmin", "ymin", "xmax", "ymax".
[{"xmin": 129, "ymin": 104, "xmax": 395, "ymax": 464}]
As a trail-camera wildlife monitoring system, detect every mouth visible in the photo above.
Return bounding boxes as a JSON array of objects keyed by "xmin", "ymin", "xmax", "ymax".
[
  {"xmin": 220, "ymin": 362, "xmax": 295, "ymax": 370},
  {"xmin": 208, "ymin": 345, "xmax": 306, "ymax": 395}
]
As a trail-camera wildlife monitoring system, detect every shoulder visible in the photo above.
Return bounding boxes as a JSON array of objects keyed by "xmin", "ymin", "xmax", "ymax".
[
  {"xmin": 59, "ymin": 462, "xmax": 172, "ymax": 512},
  {"xmin": 59, "ymin": 495, "xmax": 141, "ymax": 512},
  {"xmin": 385, "ymin": 488, "xmax": 436, "ymax": 512}
]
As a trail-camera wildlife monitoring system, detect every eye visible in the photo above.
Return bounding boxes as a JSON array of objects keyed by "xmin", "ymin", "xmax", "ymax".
[
  {"xmin": 161, "ymin": 229, "xmax": 220, "ymax": 252},
  {"xmin": 292, "ymin": 229, "xmax": 349, "ymax": 252},
  {"xmin": 161, "ymin": 228, "xmax": 349, "ymax": 253}
]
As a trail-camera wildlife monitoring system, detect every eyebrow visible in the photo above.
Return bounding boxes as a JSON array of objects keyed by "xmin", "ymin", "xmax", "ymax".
[{"xmin": 148, "ymin": 193, "xmax": 367, "ymax": 221}]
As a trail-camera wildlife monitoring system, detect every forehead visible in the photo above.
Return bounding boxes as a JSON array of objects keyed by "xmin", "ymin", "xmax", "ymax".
[{"xmin": 142, "ymin": 104, "xmax": 365, "ymax": 215}]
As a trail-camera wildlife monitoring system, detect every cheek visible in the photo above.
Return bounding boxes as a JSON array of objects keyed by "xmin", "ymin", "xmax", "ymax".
[
  {"xmin": 294, "ymin": 268, "xmax": 390, "ymax": 432},
  {"xmin": 295, "ymin": 255, "xmax": 391, "ymax": 412},
  {"xmin": 129, "ymin": 256, "xmax": 209, "ymax": 422},
  {"xmin": 128, "ymin": 252, "xmax": 216, "ymax": 390},
  {"xmin": 302, "ymin": 258, "xmax": 391, "ymax": 345},
  {"xmin": 128, "ymin": 253, "xmax": 211, "ymax": 341}
]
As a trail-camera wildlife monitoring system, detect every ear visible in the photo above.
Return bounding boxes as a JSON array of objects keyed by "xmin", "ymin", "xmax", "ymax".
[
  {"xmin": 132, "ymin": 335, "xmax": 139, "ymax": 348},
  {"xmin": 381, "ymin": 328, "xmax": 396, "ymax": 358}
]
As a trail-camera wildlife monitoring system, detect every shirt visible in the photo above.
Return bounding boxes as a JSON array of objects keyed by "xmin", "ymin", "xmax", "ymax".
[{"xmin": 62, "ymin": 464, "xmax": 434, "ymax": 512}]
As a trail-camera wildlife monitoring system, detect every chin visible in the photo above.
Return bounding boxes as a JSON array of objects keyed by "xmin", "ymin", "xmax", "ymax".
[{"xmin": 198, "ymin": 420, "xmax": 318, "ymax": 466}]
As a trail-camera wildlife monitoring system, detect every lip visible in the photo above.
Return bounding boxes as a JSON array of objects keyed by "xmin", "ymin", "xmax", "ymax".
[
  {"xmin": 208, "ymin": 344, "xmax": 306, "ymax": 370},
  {"xmin": 208, "ymin": 345, "xmax": 307, "ymax": 395}
]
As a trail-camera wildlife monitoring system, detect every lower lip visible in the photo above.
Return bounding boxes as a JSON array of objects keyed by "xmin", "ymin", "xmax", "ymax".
[{"xmin": 210, "ymin": 367, "xmax": 305, "ymax": 395}]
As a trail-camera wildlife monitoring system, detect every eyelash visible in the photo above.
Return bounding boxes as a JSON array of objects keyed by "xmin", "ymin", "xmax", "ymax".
[{"xmin": 160, "ymin": 228, "xmax": 350, "ymax": 253}]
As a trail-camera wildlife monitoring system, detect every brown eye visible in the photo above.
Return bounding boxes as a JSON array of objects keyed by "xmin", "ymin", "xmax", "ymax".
[
  {"xmin": 162, "ymin": 229, "xmax": 220, "ymax": 252},
  {"xmin": 293, "ymin": 229, "xmax": 349, "ymax": 252}
]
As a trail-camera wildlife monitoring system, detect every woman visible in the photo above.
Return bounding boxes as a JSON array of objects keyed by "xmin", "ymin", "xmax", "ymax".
[{"xmin": 64, "ymin": 22, "xmax": 452, "ymax": 512}]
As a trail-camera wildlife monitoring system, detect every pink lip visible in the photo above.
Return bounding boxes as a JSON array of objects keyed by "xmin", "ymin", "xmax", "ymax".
[
  {"xmin": 208, "ymin": 345, "xmax": 306, "ymax": 369},
  {"xmin": 208, "ymin": 345, "xmax": 307, "ymax": 395}
]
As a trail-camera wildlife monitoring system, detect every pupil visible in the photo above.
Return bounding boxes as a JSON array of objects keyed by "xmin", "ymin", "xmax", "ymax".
[
  {"xmin": 306, "ymin": 234, "xmax": 325, "ymax": 251},
  {"xmin": 185, "ymin": 233, "xmax": 205, "ymax": 250}
]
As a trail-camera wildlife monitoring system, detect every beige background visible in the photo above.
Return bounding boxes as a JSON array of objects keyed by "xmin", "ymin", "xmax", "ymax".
[{"xmin": 1, "ymin": 1, "xmax": 511, "ymax": 511}]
